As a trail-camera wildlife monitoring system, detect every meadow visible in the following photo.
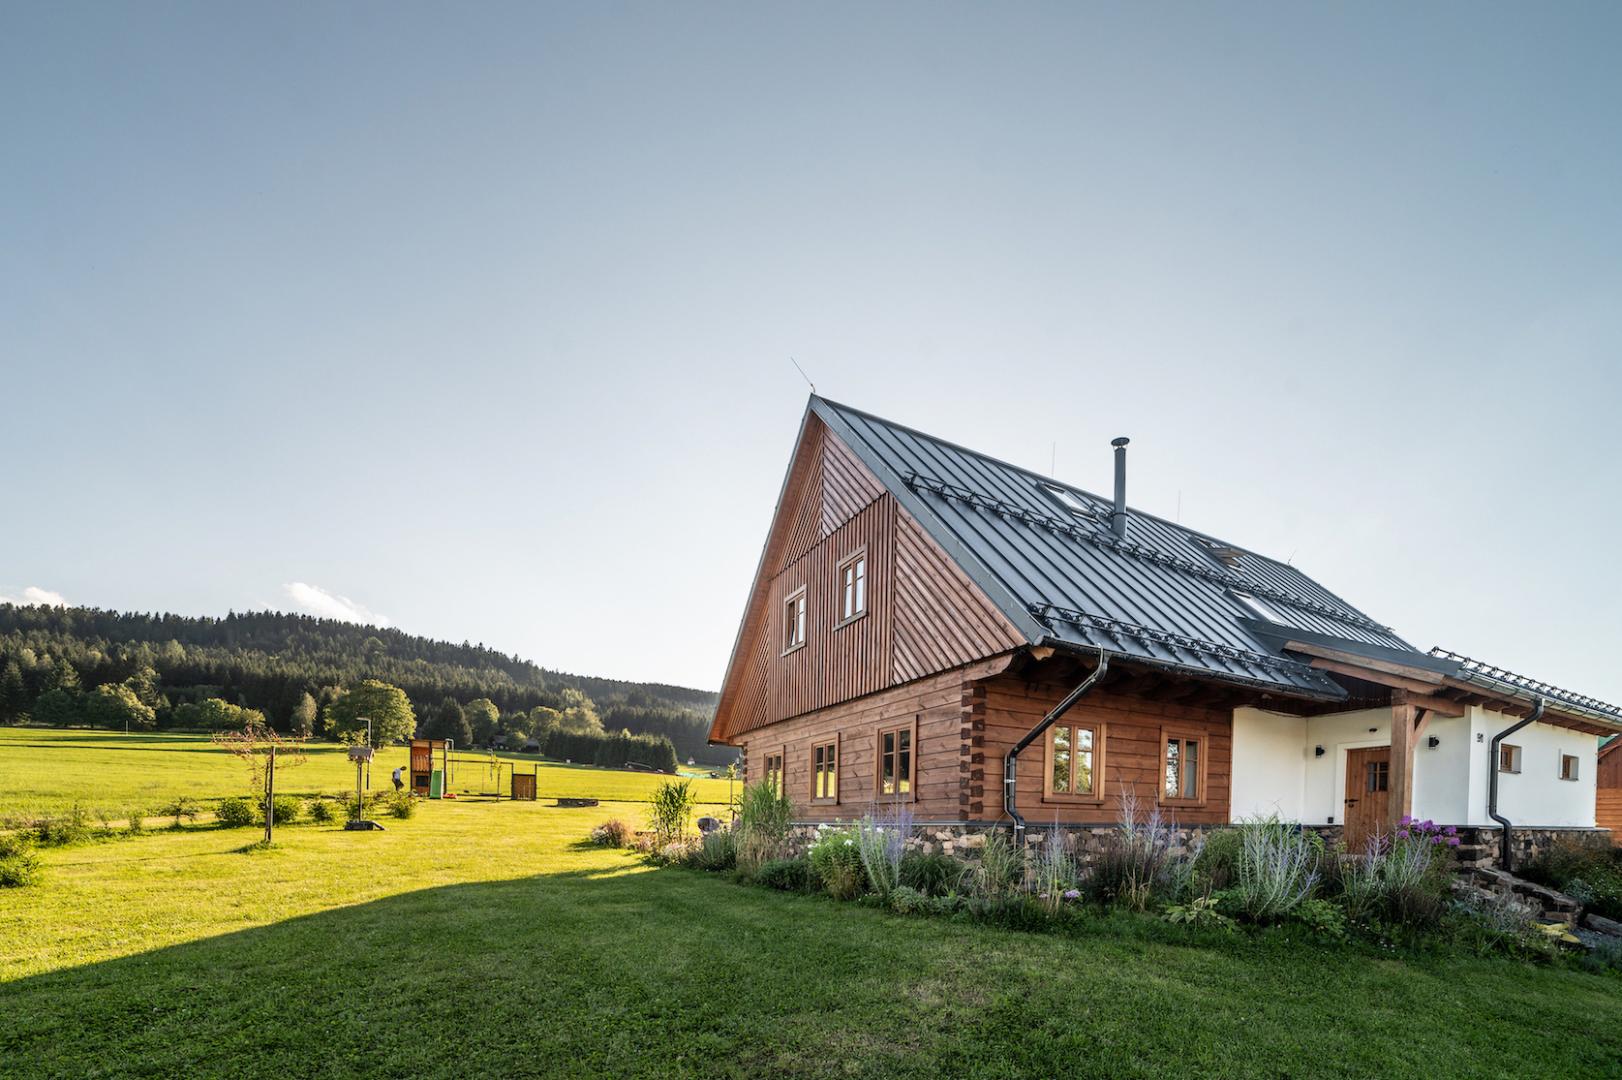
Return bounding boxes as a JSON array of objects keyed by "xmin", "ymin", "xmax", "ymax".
[
  {"xmin": 3, "ymin": 733, "xmax": 1621, "ymax": 1078},
  {"xmin": 0, "ymin": 728, "xmax": 733, "ymax": 822}
]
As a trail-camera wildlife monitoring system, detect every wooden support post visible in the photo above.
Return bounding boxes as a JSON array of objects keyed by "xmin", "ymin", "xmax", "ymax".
[{"xmin": 1388, "ymin": 702, "xmax": 1417, "ymax": 828}]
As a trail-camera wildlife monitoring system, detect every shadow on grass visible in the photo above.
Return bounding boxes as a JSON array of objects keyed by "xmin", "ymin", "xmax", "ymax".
[{"xmin": 3, "ymin": 865, "xmax": 1621, "ymax": 1080}]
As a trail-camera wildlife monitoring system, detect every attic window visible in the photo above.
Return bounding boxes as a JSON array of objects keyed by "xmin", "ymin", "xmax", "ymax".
[
  {"xmin": 1039, "ymin": 483, "xmax": 1097, "ymax": 519},
  {"xmin": 1193, "ymin": 536, "xmax": 1244, "ymax": 569},
  {"xmin": 1232, "ymin": 590, "xmax": 1287, "ymax": 624}
]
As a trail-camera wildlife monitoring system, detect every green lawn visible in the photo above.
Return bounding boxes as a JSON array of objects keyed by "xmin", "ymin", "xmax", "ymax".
[
  {"xmin": 3, "ymin": 796, "xmax": 1621, "ymax": 1078},
  {"xmin": 0, "ymin": 727, "xmax": 735, "ymax": 821}
]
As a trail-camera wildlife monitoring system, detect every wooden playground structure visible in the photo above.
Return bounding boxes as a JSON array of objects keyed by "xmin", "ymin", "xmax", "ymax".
[{"xmin": 408, "ymin": 738, "xmax": 538, "ymax": 801}]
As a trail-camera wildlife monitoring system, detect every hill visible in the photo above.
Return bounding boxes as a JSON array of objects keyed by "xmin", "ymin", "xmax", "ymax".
[{"xmin": 0, "ymin": 605, "xmax": 728, "ymax": 764}]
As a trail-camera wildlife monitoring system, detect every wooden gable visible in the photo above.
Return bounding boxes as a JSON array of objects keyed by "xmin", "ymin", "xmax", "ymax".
[{"xmin": 710, "ymin": 412, "xmax": 1025, "ymax": 744}]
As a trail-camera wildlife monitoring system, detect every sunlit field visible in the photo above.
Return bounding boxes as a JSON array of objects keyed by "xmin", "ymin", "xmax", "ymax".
[{"xmin": 0, "ymin": 727, "xmax": 734, "ymax": 822}]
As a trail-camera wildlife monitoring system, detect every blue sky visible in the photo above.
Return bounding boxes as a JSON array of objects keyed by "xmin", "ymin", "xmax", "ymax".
[{"xmin": 2, "ymin": 3, "xmax": 1619, "ymax": 701}]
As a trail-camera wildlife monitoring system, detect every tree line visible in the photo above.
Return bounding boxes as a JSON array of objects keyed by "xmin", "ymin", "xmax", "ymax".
[{"xmin": 0, "ymin": 605, "xmax": 730, "ymax": 766}]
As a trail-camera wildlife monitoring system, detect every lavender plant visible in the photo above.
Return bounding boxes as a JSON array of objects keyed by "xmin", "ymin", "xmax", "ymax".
[
  {"xmin": 1229, "ymin": 816, "xmax": 1320, "ymax": 921},
  {"xmin": 855, "ymin": 803, "xmax": 912, "ymax": 900}
]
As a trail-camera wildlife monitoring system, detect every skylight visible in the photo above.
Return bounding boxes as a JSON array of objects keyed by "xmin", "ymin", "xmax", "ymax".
[
  {"xmin": 1192, "ymin": 536, "xmax": 1244, "ymax": 569},
  {"xmin": 1040, "ymin": 483, "xmax": 1097, "ymax": 519},
  {"xmin": 1232, "ymin": 591, "xmax": 1287, "ymax": 624}
]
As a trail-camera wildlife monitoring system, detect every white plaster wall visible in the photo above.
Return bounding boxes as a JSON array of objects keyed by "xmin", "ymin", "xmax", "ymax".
[
  {"xmin": 1302, "ymin": 708, "xmax": 1390, "ymax": 825},
  {"xmin": 1462, "ymin": 708, "xmax": 1597, "ymax": 827},
  {"xmin": 1230, "ymin": 708, "xmax": 1306, "ymax": 820},
  {"xmin": 1231, "ymin": 703, "xmax": 1600, "ymax": 828},
  {"xmin": 1411, "ymin": 714, "xmax": 1472, "ymax": 825}
]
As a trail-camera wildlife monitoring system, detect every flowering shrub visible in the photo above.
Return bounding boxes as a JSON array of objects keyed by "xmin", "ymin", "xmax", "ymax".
[
  {"xmin": 1226, "ymin": 816, "xmax": 1320, "ymax": 922},
  {"xmin": 854, "ymin": 806, "xmax": 911, "ymax": 900},
  {"xmin": 589, "ymin": 819, "xmax": 630, "ymax": 847},
  {"xmin": 808, "ymin": 824, "xmax": 867, "ymax": 900},
  {"xmin": 1395, "ymin": 816, "xmax": 1461, "ymax": 849}
]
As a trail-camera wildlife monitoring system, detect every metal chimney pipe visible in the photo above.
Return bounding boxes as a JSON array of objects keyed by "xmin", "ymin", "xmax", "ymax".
[{"xmin": 1110, "ymin": 437, "xmax": 1130, "ymax": 538}]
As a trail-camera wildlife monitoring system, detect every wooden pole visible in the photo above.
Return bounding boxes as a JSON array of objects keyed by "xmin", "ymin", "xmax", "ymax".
[{"xmin": 265, "ymin": 745, "xmax": 276, "ymax": 845}]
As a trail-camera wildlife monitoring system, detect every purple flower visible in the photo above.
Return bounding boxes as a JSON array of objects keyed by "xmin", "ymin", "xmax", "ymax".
[
  {"xmin": 1447, "ymin": 837, "xmax": 1460, "ymax": 847},
  {"xmin": 1399, "ymin": 814, "xmax": 1413, "ymax": 826},
  {"xmin": 1396, "ymin": 829, "xmax": 1409, "ymax": 840},
  {"xmin": 1444, "ymin": 825, "xmax": 1457, "ymax": 836},
  {"xmin": 1063, "ymin": 889, "xmax": 1081, "ymax": 901}
]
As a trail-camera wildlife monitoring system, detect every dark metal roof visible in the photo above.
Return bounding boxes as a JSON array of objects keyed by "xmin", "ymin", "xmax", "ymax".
[
  {"xmin": 813, "ymin": 397, "xmax": 1419, "ymax": 701},
  {"xmin": 1428, "ymin": 648, "xmax": 1622, "ymax": 727}
]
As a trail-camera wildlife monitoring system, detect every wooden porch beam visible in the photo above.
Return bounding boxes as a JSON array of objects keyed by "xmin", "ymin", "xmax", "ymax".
[
  {"xmin": 1391, "ymin": 689, "xmax": 1467, "ymax": 718},
  {"xmin": 1309, "ymin": 657, "xmax": 1449, "ymax": 696},
  {"xmin": 1289, "ymin": 642, "xmax": 1448, "ymax": 685},
  {"xmin": 1388, "ymin": 702, "xmax": 1418, "ymax": 828}
]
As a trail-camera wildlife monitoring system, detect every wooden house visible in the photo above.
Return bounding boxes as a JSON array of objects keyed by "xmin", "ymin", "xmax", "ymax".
[
  {"xmin": 709, "ymin": 398, "xmax": 1622, "ymax": 865},
  {"xmin": 1599, "ymin": 737, "xmax": 1622, "ymax": 842}
]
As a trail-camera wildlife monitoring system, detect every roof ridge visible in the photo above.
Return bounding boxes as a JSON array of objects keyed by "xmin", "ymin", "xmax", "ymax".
[{"xmin": 814, "ymin": 395, "xmax": 1311, "ymax": 573}]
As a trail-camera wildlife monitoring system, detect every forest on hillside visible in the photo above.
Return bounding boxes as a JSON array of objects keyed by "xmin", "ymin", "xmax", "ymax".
[{"xmin": 0, "ymin": 606, "xmax": 732, "ymax": 765}]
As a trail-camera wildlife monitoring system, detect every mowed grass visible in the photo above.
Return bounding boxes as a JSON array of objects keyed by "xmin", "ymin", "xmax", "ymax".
[
  {"xmin": 0, "ymin": 727, "xmax": 733, "ymax": 821},
  {"xmin": 3, "ymin": 798, "xmax": 1621, "ymax": 1079}
]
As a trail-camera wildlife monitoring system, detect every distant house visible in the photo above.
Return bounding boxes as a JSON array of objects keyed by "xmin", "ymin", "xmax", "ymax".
[{"xmin": 709, "ymin": 397, "xmax": 1622, "ymax": 867}]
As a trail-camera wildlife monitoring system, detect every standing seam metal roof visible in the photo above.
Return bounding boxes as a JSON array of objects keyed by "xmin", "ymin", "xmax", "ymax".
[{"xmin": 812, "ymin": 397, "xmax": 1418, "ymax": 700}]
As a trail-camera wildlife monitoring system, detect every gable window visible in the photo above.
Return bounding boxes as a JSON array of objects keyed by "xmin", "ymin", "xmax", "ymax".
[
  {"xmin": 782, "ymin": 586, "xmax": 807, "ymax": 653},
  {"xmin": 812, "ymin": 740, "xmax": 839, "ymax": 802},
  {"xmin": 877, "ymin": 721, "xmax": 914, "ymax": 798},
  {"xmin": 763, "ymin": 750, "xmax": 784, "ymax": 795},
  {"xmin": 836, "ymin": 549, "xmax": 868, "ymax": 625},
  {"xmin": 1559, "ymin": 753, "xmax": 1579, "ymax": 782},
  {"xmin": 1161, "ymin": 732, "xmax": 1205, "ymax": 804},
  {"xmin": 1045, "ymin": 722, "xmax": 1102, "ymax": 801},
  {"xmin": 1498, "ymin": 743, "xmax": 1522, "ymax": 774}
]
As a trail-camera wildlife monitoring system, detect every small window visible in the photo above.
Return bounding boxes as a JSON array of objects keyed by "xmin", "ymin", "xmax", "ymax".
[
  {"xmin": 763, "ymin": 751, "xmax": 784, "ymax": 795},
  {"xmin": 782, "ymin": 587, "xmax": 807, "ymax": 653},
  {"xmin": 1366, "ymin": 760, "xmax": 1389, "ymax": 793},
  {"xmin": 1040, "ymin": 483, "xmax": 1098, "ymax": 519},
  {"xmin": 1162, "ymin": 733, "xmax": 1204, "ymax": 803},
  {"xmin": 836, "ymin": 550, "xmax": 868, "ymax": 625},
  {"xmin": 1232, "ymin": 591, "xmax": 1286, "ymax": 623},
  {"xmin": 1194, "ymin": 536, "xmax": 1244, "ymax": 569},
  {"xmin": 1499, "ymin": 743, "xmax": 1522, "ymax": 774},
  {"xmin": 812, "ymin": 741, "xmax": 839, "ymax": 801},
  {"xmin": 877, "ymin": 723, "xmax": 913, "ymax": 798},
  {"xmin": 1046, "ymin": 723, "xmax": 1100, "ymax": 798},
  {"xmin": 1559, "ymin": 753, "xmax": 1579, "ymax": 782}
]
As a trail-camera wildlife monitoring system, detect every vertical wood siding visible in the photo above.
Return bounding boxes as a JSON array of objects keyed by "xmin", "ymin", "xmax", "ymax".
[
  {"xmin": 714, "ymin": 417, "xmax": 1026, "ymax": 743},
  {"xmin": 892, "ymin": 509, "xmax": 1023, "ymax": 685},
  {"xmin": 1599, "ymin": 746, "xmax": 1622, "ymax": 842}
]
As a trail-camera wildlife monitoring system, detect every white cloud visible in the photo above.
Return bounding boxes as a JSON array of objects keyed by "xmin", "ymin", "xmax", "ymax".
[
  {"xmin": 282, "ymin": 582, "xmax": 390, "ymax": 627},
  {"xmin": 0, "ymin": 586, "xmax": 69, "ymax": 608}
]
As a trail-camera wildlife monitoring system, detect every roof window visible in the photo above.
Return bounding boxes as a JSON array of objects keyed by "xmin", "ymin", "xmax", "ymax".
[
  {"xmin": 1193, "ymin": 536, "xmax": 1245, "ymax": 569},
  {"xmin": 1040, "ymin": 483, "xmax": 1098, "ymax": 519},
  {"xmin": 1232, "ymin": 590, "xmax": 1287, "ymax": 624}
]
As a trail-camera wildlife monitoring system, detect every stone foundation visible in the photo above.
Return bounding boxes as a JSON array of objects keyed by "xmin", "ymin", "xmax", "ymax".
[{"xmin": 783, "ymin": 820, "xmax": 1610, "ymax": 872}]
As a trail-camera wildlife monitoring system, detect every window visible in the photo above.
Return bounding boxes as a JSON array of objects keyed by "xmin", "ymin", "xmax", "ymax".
[
  {"xmin": 1045, "ymin": 722, "xmax": 1102, "ymax": 800},
  {"xmin": 877, "ymin": 722, "xmax": 914, "ymax": 798},
  {"xmin": 782, "ymin": 586, "xmax": 807, "ymax": 653},
  {"xmin": 1162, "ymin": 732, "xmax": 1204, "ymax": 803},
  {"xmin": 1231, "ymin": 590, "xmax": 1286, "ymax": 623},
  {"xmin": 1559, "ymin": 753, "xmax": 1579, "ymax": 782},
  {"xmin": 1193, "ymin": 536, "xmax": 1244, "ymax": 569},
  {"xmin": 1366, "ymin": 759, "xmax": 1389, "ymax": 793},
  {"xmin": 763, "ymin": 751, "xmax": 784, "ymax": 795},
  {"xmin": 1039, "ymin": 483, "xmax": 1099, "ymax": 519},
  {"xmin": 1498, "ymin": 743, "xmax": 1522, "ymax": 774},
  {"xmin": 837, "ymin": 549, "xmax": 868, "ymax": 625},
  {"xmin": 812, "ymin": 740, "xmax": 839, "ymax": 801}
]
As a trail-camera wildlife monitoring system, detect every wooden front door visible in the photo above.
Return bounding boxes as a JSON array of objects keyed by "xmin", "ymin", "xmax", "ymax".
[{"xmin": 1343, "ymin": 747, "xmax": 1391, "ymax": 851}]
